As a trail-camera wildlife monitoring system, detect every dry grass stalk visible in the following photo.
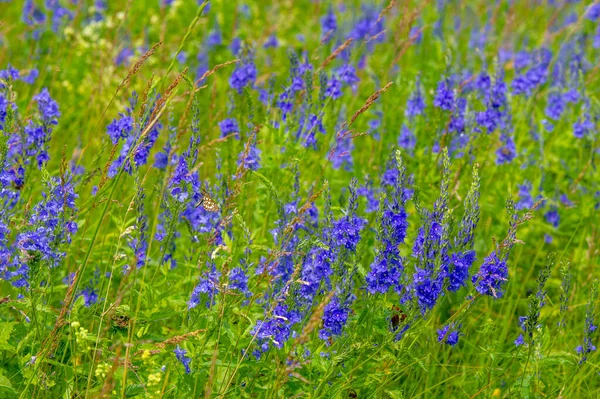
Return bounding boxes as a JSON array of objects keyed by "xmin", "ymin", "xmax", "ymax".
[
  {"xmin": 367, "ymin": 30, "xmax": 387, "ymax": 43},
  {"xmin": 138, "ymin": 73, "xmax": 155, "ymax": 120},
  {"xmin": 119, "ymin": 41, "xmax": 162, "ymax": 91},
  {"xmin": 149, "ymin": 67, "xmax": 188, "ymax": 124},
  {"xmin": 296, "ymin": 291, "xmax": 334, "ymax": 346},
  {"xmin": 375, "ymin": 0, "xmax": 396, "ymax": 25},
  {"xmin": 349, "ymin": 81, "xmax": 393, "ymax": 126},
  {"xmin": 194, "ymin": 59, "xmax": 240, "ymax": 87},
  {"xmin": 97, "ymin": 143, "xmax": 118, "ymax": 192},
  {"xmin": 155, "ymin": 329, "xmax": 207, "ymax": 349},
  {"xmin": 320, "ymin": 38, "xmax": 353, "ymax": 69}
]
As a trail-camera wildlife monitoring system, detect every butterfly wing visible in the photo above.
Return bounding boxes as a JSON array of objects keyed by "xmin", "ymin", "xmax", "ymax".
[{"xmin": 197, "ymin": 189, "xmax": 220, "ymax": 212}]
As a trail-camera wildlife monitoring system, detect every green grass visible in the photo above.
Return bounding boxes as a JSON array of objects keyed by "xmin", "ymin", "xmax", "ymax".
[{"xmin": 0, "ymin": 0, "xmax": 599, "ymax": 398}]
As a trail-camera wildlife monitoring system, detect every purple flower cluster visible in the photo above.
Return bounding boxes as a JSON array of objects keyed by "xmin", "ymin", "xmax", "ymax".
[
  {"xmin": 229, "ymin": 59, "xmax": 257, "ymax": 93},
  {"xmin": 4, "ymin": 174, "xmax": 78, "ymax": 287},
  {"xmin": 437, "ymin": 323, "xmax": 461, "ymax": 346},
  {"xmin": 174, "ymin": 346, "xmax": 191, "ymax": 374},
  {"xmin": 188, "ymin": 263, "xmax": 221, "ymax": 309},
  {"xmin": 319, "ymin": 295, "xmax": 352, "ymax": 341},
  {"xmin": 331, "ymin": 179, "xmax": 366, "ymax": 252},
  {"xmin": 250, "ymin": 304, "xmax": 301, "ymax": 358}
]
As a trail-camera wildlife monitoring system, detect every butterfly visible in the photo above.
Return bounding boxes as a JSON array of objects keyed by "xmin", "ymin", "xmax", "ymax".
[{"xmin": 196, "ymin": 189, "xmax": 220, "ymax": 212}]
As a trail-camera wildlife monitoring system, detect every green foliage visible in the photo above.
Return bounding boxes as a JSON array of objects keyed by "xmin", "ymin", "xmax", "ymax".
[{"xmin": 0, "ymin": 0, "xmax": 599, "ymax": 398}]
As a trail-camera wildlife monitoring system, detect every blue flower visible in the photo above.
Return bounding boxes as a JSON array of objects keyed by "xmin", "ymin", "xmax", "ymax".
[
  {"xmin": 433, "ymin": 79, "xmax": 454, "ymax": 111},
  {"xmin": 107, "ymin": 114, "xmax": 134, "ymax": 145},
  {"xmin": 516, "ymin": 181, "xmax": 534, "ymax": 210},
  {"xmin": 514, "ymin": 334, "xmax": 525, "ymax": 346},
  {"xmin": 218, "ymin": 118, "xmax": 240, "ymax": 139},
  {"xmin": 545, "ymin": 92, "xmax": 565, "ymax": 121},
  {"xmin": 573, "ymin": 114, "xmax": 594, "ymax": 138},
  {"xmin": 237, "ymin": 142, "xmax": 261, "ymax": 171},
  {"xmin": 325, "ymin": 76, "xmax": 342, "ymax": 99},
  {"xmin": 330, "ymin": 133, "xmax": 354, "ymax": 171},
  {"xmin": 33, "ymin": 88, "xmax": 60, "ymax": 124},
  {"xmin": 174, "ymin": 346, "xmax": 191, "ymax": 374},
  {"xmin": 406, "ymin": 80, "xmax": 426, "ymax": 118},
  {"xmin": 229, "ymin": 267, "xmax": 251, "ymax": 297},
  {"xmin": 263, "ymin": 34, "xmax": 278, "ymax": 49},
  {"xmin": 586, "ymin": 3, "xmax": 600, "ymax": 20},
  {"xmin": 545, "ymin": 207, "xmax": 559, "ymax": 228},
  {"xmin": 448, "ymin": 250, "xmax": 476, "ymax": 292},
  {"xmin": 321, "ymin": 6, "xmax": 337, "ymax": 36},
  {"xmin": 398, "ymin": 124, "xmax": 416, "ymax": 152},
  {"xmin": 251, "ymin": 304, "xmax": 301, "ymax": 357},
  {"xmin": 496, "ymin": 135, "xmax": 516, "ymax": 165},
  {"xmin": 437, "ymin": 323, "xmax": 461, "ymax": 346},
  {"xmin": 366, "ymin": 254, "xmax": 402, "ymax": 295},
  {"xmin": 229, "ymin": 60, "xmax": 257, "ymax": 93},
  {"xmin": 331, "ymin": 214, "xmax": 366, "ymax": 251},
  {"xmin": 188, "ymin": 263, "xmax": 220, "ymax": 309},
  {"xmin": 319, "ymin": 295, "xmax": 352, "ymax": 341},
  {"xmin": 472, "ymin": 251, "xmax": 508, "ymax": 298}
]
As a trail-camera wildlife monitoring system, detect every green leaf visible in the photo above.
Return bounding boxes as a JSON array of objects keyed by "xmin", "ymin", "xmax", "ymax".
[
  {"xmin": 0, "ymin": 372, "xmax": 16, "ymax": 399},
  {"xmin": 125, "ymin": 384, "xmax": 146, "ymax": 397},
  {"xmin": 0, "ymin": 322, "xmax": 14, "ymax": 351}
]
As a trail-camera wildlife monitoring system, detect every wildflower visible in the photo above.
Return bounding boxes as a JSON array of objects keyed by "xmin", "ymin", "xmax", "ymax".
[
  {"xmin": 398, "ymin": 124, "xmax": 416, "ymax": 152},
  {"xmin": 576, "ymin": 279, "xmax": 598, "ymax": 364},
  {"xmin": 251, "ymin": 304, "xmax": 301, "ymax": 358},
  {"xmin": 174, "ymin": 346, "xmax": 191, "ymax": 374},
  {"xmin": 230, "ymin": 37, "xmax": 242, "ymax": 55},
  {"xmin": 367, "ymin": 155, "xmax": 409, "ymax": 294},
  {"xmin": 350, "ymin": 6, "xmax": 385, "ymax": 44},
  {"xmin": 301, "ymin": 114, "xmax": 326, "ymax": 149},
  {"xmin": 573, "ymin": 111, "xmax": 594, "ymax": 139},
  {"xmin": 325, "ymin": 76, "xmax": 342, "ymax": 100},
  {"xmin": 188, "ymin": 263, "xmax": 220, "ymax": 309},
  {"xmin": 321, "ymin": 6, "xmax": 337, "ymax": 37},
  {"xmin": 218, "ymin": 118, "xmax": 240, "ymax": 139},
  {"xmin": 496, "ymin": 134, "xmax": 516, "ymax": 165},
  {"xmin": 299, "ymin": 248, "xmax": 333, "ymax": 302},
  {"xmin": 0, "ymin": 65, "xmax": 19, "ymax": 82},
  {"xmin": 586, "ymin": 3, "xmax": 600, "ymax": 21},
  {"xmin": 207, "ymin": 22, "xmax": 222, "ymax": 47},
  {"xmin": 229, "ymin": 59, "xmax": 257, "ymax": 93},
  {"xmin": 331, "ymin": 179, "xmax": 366, "ymax": 252},
  {"xmin": 545, "ymin": 207, "xmax": 559, "ymax": 228},
  {"xmin": 22, "ymin": 0, "xmax": 46, "ymax": 26},
  {"xmin": 229, "ymin": 267, "xmax": 251, "ymax": 297},
  {"xmin": 237, "ymin": 142, "xmax": 261, "ymax": 171},
  {"xmin": 433, "ymin": 78, "xmax": 454, "ymax": 111},
  {"xmin": 357, "ymin": 182, "xmax": 378, "ymax": 214},
  {"xmin": 21, "ymin": 69, "xmax": 39, "ymax": 84},
  {"xmin": 472, "ymin": 251, "xmax": 507, "ymax": 298},
  {"xmin": 264, "ymin": 34, "xmax": 278, "ymax": 49},
  {"xmin": 6, "ymin": 174, "xmax": 78, "ymax": 287},
  {"xmin": 319, "ymin": 295, "xmax": 352, "ymax": 341},
  {"xmin": 115, "ymin": 47, "xmax": 134, "ymax": 66},
  {"xmin": 367, "ymin": 255, "xmax": 402, "ymax": 295},
  {"xmin": 516, "ymin": 181, "xmax": 534, "ymax": 210},
  {"xmin": 448, "ymin": 97, "xmax": 467, "ymax": 134},
  {"xmin": 335, "ymin": 64, "xmax": 360, "ymax": 93},
  {"xmin": 405, "ymin": 80, "xmax": 426, "ymax": 119},
  {"xmin": 437, "ymin": 323, "xmax": 461, "ymax": 346},
  {"xmin": 511, "ymin": 50, "xmax": 550, "ymax": 96},
  {"xmin": 545, "ymin": 92, "xmax": 565, "ymax": 121},
  {"xmin": 330, "ymin": 132, "xmax": 354, "ymax": 171},
  {"xmin": 514, "ymin": 334, "xmax": 525, "ymax": 346}
]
